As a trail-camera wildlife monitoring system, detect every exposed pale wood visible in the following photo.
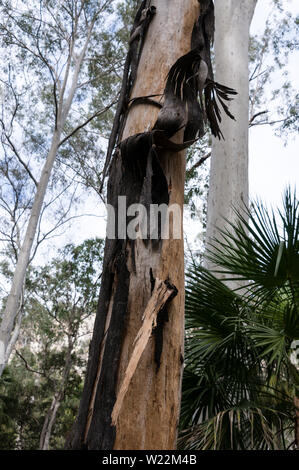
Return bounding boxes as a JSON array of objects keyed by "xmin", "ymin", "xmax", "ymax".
[{"xmin": 111, "ymin": 279, "xmax": 177, "ymax": 426}]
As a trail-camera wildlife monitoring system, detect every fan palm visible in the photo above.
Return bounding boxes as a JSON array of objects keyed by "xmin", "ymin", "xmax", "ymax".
[{"xmin": 180, "ymin": 188, "xmax": 299, "ymax": 450}]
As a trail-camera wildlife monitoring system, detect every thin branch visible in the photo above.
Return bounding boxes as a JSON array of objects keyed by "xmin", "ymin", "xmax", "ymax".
[
  {"xmin": 249, "ymin": 116, "xmax": 291, "ymax": 128},
  {"xmin": 31, "ymin": 213, "xmax": 104, "ymax": 263},
  {"xmin": 15, "ymin": 349, "xmax": 45, "ymax": 377},
  {"xmin": 35, "ymin": 5, "xmax": 59, "ymax": 127},
  {"xmin": 250, "ymin": 68, "xmax": 268, "ymax": 83},
  {"xmin": 0, "ymin": 122, "xmax": 38, "ymax": 187},
  {"xmin": 249, "ymin": 110, "xmax": 269, "ymax": 126},
  {"xmin": 58, "ymin": 100, "xmax": 117, "ymax": 148}
]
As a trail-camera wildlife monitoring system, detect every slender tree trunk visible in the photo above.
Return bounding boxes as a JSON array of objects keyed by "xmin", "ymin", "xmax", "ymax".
[
  {"xmin": 39, "ymin": 336, "xmax": 74, "ymax": 450},
  {"xmin": 0, "ymin": 132, "xmax": 61, "ymax": 377},
  {"xmin": 0, "ymin": 20, "xmax": 95, "ymax": 377},
  {"xmin": 68, "ymin": 0, "xmax": 205, "ymax": 450},
  {"xmin": 39, "ymin": 393, "xmax": 63, "ymax": 450},
  {"xmin": 205, "ymin": 0, "xmax": 257, "ymax": 276}
]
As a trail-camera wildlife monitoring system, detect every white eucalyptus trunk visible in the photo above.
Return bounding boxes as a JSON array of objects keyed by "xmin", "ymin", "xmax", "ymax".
[
  {"xmin": 0, "ymin": 132, "xmax": 61, "ymax": 377},
  {"xmin": 205, "ymin": 0, "xmax": 258, "ymax": 276},
  {"xmin": 0, "ymin": 27, "xmax": 93, "ymax": 376}
]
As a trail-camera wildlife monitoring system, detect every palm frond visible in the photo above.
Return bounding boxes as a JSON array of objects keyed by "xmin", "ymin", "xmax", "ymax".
[
  {"xmin": 179, "ymin": 405, "xmax": 294, "ymax": 450},
  {"xmin": 206, "ymin": 188, "xmax": 299, "ymax": 303}
]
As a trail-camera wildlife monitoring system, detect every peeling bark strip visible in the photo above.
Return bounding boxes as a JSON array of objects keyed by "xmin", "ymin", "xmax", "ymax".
[
  {"xmin": 67, "ymin": 0, "xmax": 236, "ymax": 451},
  {"xmin": 111, "ymin": 279, "xmax": 177, "ymax": 426}
]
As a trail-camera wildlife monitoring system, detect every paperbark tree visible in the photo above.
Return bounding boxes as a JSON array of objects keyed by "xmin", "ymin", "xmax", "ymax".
[
  {"xmin": 67, "ymin": 0, "xmax": 235, "ymax": 451},
  {"xmin": 205, "ymin": 0, "xmax": 258, "ymax": 275}
]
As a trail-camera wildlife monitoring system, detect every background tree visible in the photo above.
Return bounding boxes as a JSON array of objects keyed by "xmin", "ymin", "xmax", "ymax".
[
  {"xmin": 0, "ymin": 237, "xmax": 103, "ymax": 450},
  {"xmin": 248, "ymin": 1, "xmax": 299, "ymax": 137},
  {"xmin": 0, "ymin": 0, "xmax": 125, "ymax": 376},
  {"xmin": 205, "ymin": 0, "xmax": 258, "ymax": 276},
  {"xmin": 203, "ymin": 0, "xmax": 298, "ymax": 276}
]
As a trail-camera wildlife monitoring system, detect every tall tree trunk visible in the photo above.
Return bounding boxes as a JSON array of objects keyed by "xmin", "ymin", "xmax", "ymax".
[
  {"xmin": 0, "ymin": 19, "xmax": 96, "ymax": 377},
  {"xmin": 0, "ymin": 132, "xmax": 61, "ymax": 377},
  {"xmin": 39, "ymin": 393, "xmax": 63, "ymax": 450},
  {"xmin": 67, "ymin": 0, "xmax": 209, "ymax": 451},
  {"xmin": 205, "ymin": 0, "xmax": 257, "ymax": 276}
]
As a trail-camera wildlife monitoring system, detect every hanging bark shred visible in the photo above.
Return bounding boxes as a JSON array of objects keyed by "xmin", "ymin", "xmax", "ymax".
[{"xmin": 66, "ymin": 0, "xmax": 236, "ymax": 450}]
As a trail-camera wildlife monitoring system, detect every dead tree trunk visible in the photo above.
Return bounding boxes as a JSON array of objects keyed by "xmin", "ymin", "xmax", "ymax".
[{"xmin": 67, "ymin": 0, "xmax": 234, "ymax": 450}]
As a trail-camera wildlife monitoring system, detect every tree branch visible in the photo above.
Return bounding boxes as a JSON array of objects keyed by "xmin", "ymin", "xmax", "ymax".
[
  {"xmin": 0, "ymin": 122, "xmax": 38, "ymax": 187},
  {"xmin": 249, "ymin": 110, "xmax": 269, "ymax": 126},
  {"xmin": 15, "ymin": 349, "xmax": 45, "ymax": 377},
  {"xmin": 186, "ymin": 152, "xmax": 211, "ymax": 176}
]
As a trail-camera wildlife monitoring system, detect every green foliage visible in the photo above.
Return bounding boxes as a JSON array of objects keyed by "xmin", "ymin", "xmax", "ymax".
[
  {"xmin": 0, "ymin": 238, "xmax": 104, "ymax": 449},
  {"xmin": 180, "ymin": 188, "xmax": 299, "ymax": 450},
  {"xmin": 185, "ymin": 136, "xmax": 210, "ymax": 222},
  {"xmin": 184, "ymin": 136, "xmax": 211, "ymax": 264}
]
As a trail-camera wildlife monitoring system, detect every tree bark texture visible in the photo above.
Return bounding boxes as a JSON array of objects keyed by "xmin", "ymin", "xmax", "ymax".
[
  {"xmin": 205, "ymin": 0, "xmax": 258, "ymax": 275},
  {"xmin": 67, "ymin": 0, "xmax": 233, "ymax": 450}
]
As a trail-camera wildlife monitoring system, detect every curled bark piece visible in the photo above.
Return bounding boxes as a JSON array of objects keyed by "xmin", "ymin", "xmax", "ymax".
[
  {"xmin": 154, "ymin": 0, "xmax": 236, "ymax": 142},
  {"xmin": 128, "ymin": 94, "xmax": 163, "ymax": 111},
  {"xmin": 111, "ymin": 278, "xmax": 178, "ymax": 426},
  {"xmin": 119, "ymin": 130, "xmax": 197, "ymax": 158},
  {"xmin": 152, "ymin": 129, "xmax": 197, "ymax": 151}
]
